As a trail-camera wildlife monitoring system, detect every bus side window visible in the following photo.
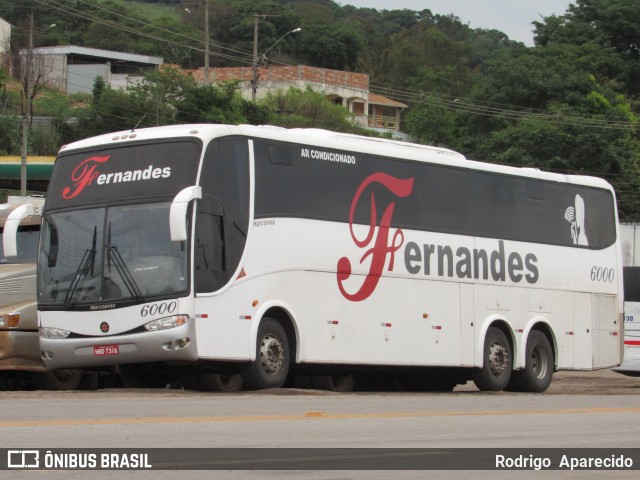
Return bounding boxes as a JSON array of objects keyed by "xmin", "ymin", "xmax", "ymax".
[{"xmin": 195, "ymin": 208, "xmax": 226, "ymax": 293}]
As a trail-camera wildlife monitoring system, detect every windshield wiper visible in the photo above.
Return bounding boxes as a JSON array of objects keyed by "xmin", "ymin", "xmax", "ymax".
[
  {"xmin": 105, "ymin": 222, "xmax": 142, "ymax": 300},
  {"xmin": 64, "ymin": 226, "xmax": 97, "ymax": 307}
]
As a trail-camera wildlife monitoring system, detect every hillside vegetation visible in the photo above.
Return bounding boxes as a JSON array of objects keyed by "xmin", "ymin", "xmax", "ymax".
[{"xmin": 1, "ymin": 0, "xmax": 640, "ymax": 220}]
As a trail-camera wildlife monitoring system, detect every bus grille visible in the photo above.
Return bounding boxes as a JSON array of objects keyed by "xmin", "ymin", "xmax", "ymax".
[{"xmin": 0, "ymin": 279, "xmax": 23, "ymax": 294}]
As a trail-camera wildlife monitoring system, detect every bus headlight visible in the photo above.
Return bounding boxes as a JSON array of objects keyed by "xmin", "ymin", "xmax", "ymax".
[
  {"xmin": 144, "ymin": 315, "xmax": 190, "ymax": 332},
  {"xmin": 39, "ymin": 327, "xmax": 71, "ymax": 339}
]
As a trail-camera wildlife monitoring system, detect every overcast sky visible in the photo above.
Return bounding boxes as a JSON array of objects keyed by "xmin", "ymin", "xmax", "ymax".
[{"xmin": 338, "ymin": 0, "xmax": 573, "ymax": 45}]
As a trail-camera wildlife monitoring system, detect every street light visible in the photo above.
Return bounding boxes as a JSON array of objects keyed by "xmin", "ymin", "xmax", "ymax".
[
  {"xmin": 261, "ymin": 27, "xmax": 302, "ymax": 62},
  {"xmin": 252, "ymin": 27, "xmax": 301, "ymax": 102}
]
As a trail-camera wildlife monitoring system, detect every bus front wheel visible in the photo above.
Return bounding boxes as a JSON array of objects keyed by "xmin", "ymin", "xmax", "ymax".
[
  {"xmin": 473, "ymin": 327, "xmax": 512, "ymax": 391},
  {"xmin": 241, "ymin": 318, "xmax": 290, "ymax": 390}
]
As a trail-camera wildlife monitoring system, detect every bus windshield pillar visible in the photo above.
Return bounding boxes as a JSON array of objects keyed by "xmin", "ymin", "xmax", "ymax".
[{"xmin": 170, "ymin": 186, "xmax": 202, "ymax": 241}]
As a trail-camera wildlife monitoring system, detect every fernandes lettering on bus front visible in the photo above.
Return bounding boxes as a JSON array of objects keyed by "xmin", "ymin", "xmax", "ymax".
[{"xmin": 47, "ymin": 141, "xmax": 200, "ymax": 210}]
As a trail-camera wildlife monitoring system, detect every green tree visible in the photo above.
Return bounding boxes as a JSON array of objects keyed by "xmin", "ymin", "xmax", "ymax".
[
  {"xmin": 129, "ymin": 66, "xmax": 196, "ymax": 125},
  {"xmin": 261, "ymin": 87, "xmax": 369, "ymax": 134},
  {"xmin": 377, "ymin": 14, "xmax": 475, "ymax": 96},
  {"xmin": 0, "ymin": 116, "xmax": 19, "ymax": 155},
  {"xmin": 174, "ymin": 81, "xmax": 263, "ymax": 124},
  {"xmin": 76, "ymin": 85, "xmax": 155, "ymax": 138},
  {"xmin": 31, "ymin": 90, "xmax": 88, "ymax": 154},
  {"xmin": 533, "ymin": 0, "xmax": 640, "ymax": 97},
  {"xmin": 405, "ymin": 103, "xmax": 457, "ymax": 147},
  {"xmin": 298, "ymin": 23, "xmax": 363, "ymax": 70}
]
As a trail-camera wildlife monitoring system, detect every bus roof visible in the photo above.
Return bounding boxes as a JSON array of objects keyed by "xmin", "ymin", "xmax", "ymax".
[{"xmin": 57, "ymin": 124, "xmax": 614, "ymax": 192}]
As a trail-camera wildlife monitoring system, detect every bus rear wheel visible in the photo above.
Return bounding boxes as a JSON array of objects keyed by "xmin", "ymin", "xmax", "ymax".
[
  {"xmin": 473, "ymin": 327, "xmax": 512, "ymax": 391},
  {"xmin": 512, "ymin": 331, "xmax": 554, "ymax": 393},
  {"xmin": 241, "ymin": 318, "xmax": 290, "ymax": 390}
]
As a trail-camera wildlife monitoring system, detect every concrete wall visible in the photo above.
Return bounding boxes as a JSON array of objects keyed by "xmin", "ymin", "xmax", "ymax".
[
  {"xmin": 67, "ymin": 64, "xmax": 109, "ymax": 93},
  {"xmin": 210, "ymin": 65, "xmax": 368, "ymax": 90},
  {"xmin": 203, "ymin": 65, "xmax": 369, "ymax": 102}
]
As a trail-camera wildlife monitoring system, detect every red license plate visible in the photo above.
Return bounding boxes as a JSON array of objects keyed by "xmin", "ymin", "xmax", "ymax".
[{"xmin": 94, "ymin": 344, "xmax": 119, "ymax": 356}]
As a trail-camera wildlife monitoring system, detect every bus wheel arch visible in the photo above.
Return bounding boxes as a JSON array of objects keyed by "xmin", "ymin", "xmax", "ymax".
[
  {"xmin": 242, "ymin": 308, "xmax": 297, "ymax": 390},
  {"xmin": 473, "ymin": 320, "xmax": 514, "ymax": 391}
]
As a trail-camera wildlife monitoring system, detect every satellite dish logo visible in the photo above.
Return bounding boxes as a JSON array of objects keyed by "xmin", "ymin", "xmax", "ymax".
[
  {"xmin": 7, "ymin": 450, "xmax": 40, "ymax": 468},
  {"xmin": 564, "ymin": 194, "xmax": 589, "ymax": 246}
]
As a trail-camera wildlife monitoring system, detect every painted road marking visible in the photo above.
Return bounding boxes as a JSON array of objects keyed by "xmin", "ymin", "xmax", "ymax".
[{"xmin": 1, "ymin": 407, "xmax": 639, "ymax": 428}]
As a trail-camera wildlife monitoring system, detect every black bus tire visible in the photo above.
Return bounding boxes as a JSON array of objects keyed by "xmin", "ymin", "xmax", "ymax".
[
  {"xmin": 473, "ymin": 327, "xmax": 512, "ymax": 391},
  {"xmin": 241, "ymin": 318, "xmax": 290, "ymax": 390},
  {"xmin": 512, "ymin": 330, "xmax": 554, "ymax": 393}
]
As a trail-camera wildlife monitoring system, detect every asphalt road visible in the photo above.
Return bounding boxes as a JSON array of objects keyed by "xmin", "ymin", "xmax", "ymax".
[{"xmin": 0, "ymin": 369, "xmax": 639, "ymax": 479}]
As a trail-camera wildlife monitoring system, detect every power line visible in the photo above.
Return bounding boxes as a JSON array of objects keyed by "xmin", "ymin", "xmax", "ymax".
[
  {"xmin": 11, "ymin": 0, "xmax": 638, "ymax": 135},
  {"xmin": 32, "ymin": 0, "xmax": 254, "ymax": 64}
]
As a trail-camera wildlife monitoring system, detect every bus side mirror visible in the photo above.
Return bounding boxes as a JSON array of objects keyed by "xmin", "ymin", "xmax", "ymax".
[
  {"xmin": 2, "ymin": 204, "xmax": 35, "ymax": 257},
  {"xmin": 170, "ymin": 186, "xmax": 202, "ymax": 241}
]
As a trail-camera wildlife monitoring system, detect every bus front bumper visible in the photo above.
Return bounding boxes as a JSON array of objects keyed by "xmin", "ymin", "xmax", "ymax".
[{"xmin": 39, "ymin": 322, "xmax": 198, "ymax": 369}]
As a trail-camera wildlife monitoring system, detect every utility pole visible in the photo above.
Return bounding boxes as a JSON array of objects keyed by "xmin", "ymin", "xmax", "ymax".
[
  {"xmin": 251, "ymin": 15, "xmax": 294, "ymax": 103},
  {"xmin": 20, "ymin": 13, "xmax": 33, "ymax": 197},
  {"xmin": 203, "ymin": 0, "xmax": 209, "ymax": 84},
  {"xmin": 251, "ymin": 15, "xmax": 259, "ymax": 102}
]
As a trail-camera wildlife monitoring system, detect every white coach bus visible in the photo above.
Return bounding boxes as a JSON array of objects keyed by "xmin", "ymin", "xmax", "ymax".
[{"xmin": 37, "ymin": 124, "xmax": 623, "ymax": 392}]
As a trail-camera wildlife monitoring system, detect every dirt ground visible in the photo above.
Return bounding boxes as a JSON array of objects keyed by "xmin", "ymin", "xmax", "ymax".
[
  {"xmin": 545, "ymin": 368, "xmax": 640, "ymax": 395},
  {"xmin": 451, "ymin": 368, "xmax": 640, "ymax": 394},
  {"xmin": 2, "ymin": 368, "xmax": 640, "ymax": 396}
]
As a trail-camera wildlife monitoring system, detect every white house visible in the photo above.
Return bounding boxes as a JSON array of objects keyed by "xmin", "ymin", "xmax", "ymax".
[{"xmin": 24, "ymin": 45, "xmax": 163, "ymax": 94}]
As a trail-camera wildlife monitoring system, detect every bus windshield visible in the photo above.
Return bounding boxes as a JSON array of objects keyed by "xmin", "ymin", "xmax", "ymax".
[{"xmin": 38, "ymin": 202, "xmax": 188, "ymax": 308}]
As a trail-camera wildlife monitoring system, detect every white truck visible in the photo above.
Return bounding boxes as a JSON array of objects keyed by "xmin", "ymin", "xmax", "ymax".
[{"xmin": 0, "ymin": 196, "xmax": 83, "ymax": 389}]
